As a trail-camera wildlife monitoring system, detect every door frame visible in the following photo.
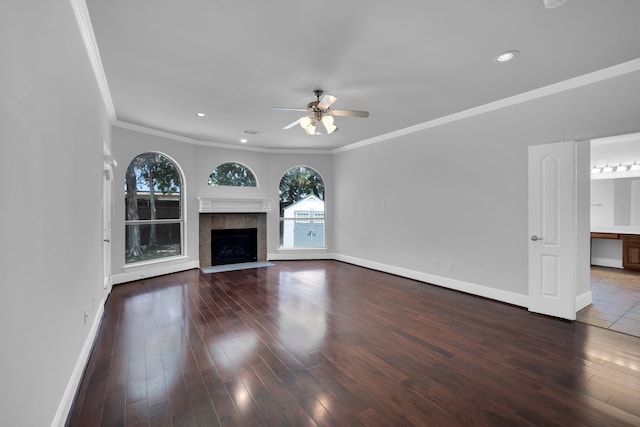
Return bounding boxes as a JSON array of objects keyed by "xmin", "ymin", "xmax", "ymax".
[{"xmin": 102, "ymin": 143, "xmax": 116, "ymax": 293}]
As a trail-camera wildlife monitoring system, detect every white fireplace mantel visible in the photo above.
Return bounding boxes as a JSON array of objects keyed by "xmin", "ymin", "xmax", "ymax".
[{"xmin": 197, "ymin": 197, "xmax": 272, "ymax": 213}]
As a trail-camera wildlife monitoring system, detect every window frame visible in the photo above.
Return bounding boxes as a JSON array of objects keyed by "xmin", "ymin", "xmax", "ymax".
[
  {"xmin": 278, "ymin": 165, "xmax": 327, "ymax": 250},
  {"xmin": 208, "ymin": 161, "xmax": 258, "ymax": 187},
  {"xmin": 124, "ymin": 152, "xmax": 186, "ymax": 266}
]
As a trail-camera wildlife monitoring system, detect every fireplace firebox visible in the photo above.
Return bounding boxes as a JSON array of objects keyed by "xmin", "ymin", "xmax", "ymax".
[{"xmin": 211, "ymin": 228, "xmax": 258, "ymax": 265}]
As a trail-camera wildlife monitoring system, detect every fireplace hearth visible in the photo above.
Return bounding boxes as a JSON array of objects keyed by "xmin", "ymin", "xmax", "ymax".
[{"xmin": 211, "ymin": 228, "xmax": 257, "ymax": 265}]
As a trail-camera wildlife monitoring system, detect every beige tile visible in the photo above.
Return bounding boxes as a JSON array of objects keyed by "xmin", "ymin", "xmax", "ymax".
[{"xmin": 579, "ymin": 267, "xmax": 640, "ymax": 338}]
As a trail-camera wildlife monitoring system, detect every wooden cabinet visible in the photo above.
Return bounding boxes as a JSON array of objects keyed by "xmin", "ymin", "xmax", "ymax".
[{"xmin": 622, "ymin": 234, "xmax": 640, "ymax": 270}]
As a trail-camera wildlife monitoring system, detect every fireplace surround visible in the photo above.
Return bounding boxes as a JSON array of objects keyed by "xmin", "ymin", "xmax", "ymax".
[{"xmin": 199, "ymin": 213, "xmax": 266, "ymax": 268}]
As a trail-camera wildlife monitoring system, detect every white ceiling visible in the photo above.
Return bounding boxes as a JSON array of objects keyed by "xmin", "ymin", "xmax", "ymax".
[{"xmin": 85, "ymin": 0, "xmax": 640, "ymax": 151}]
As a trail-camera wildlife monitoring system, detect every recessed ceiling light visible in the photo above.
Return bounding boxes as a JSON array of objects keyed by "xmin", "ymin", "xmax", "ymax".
[
  {"xmin": 543, "ymin": 0, "xmax": 568, "ymax": 9},
  {"xmin": 494, "ymin": 51, "xmax": 519, "ymax": 63},
  {"xmin": 239, "ymin": 138, "xmax": 248, "ymax": 143},
  {"xmin": 195, "ymin": 112, "xmax": 206, "ymax": 118}
]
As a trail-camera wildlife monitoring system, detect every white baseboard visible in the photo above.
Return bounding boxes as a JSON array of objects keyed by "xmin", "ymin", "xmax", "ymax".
[
  {"xmin": 51, "ymin": 299, "xmax": 105, "ymax": 427},
  {"xmin": 268, "ymin": 251, "xmax": 335, "ymax": 261},
  {"xmin": 333, "ymin": 253, "xmax": 529, "ymax": 308},
  {"xmin": 590, "ymin": 257, "xmax": 623, "ymax": 269},
  {"xmin": 576, "ymin": 290, "xmax": 593, "ymax": 311},
  {"xmin": 112, "ymin": 260, "xmax": 199, "ymax": 285}
]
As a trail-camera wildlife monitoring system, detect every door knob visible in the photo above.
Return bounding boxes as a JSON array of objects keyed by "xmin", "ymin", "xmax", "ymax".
[
  {"xmin": 103, "ymin": 239, "xmax": 110, "ymax": 243},
  {"xmin": 530, "ymin": 235, "xmax": 543, "ymax": 241}
]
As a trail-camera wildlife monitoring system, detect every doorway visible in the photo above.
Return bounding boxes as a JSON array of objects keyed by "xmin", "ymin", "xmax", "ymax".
[{"xmin": 575, "ymin": 133, "xmax": 640, "ymax": 337}]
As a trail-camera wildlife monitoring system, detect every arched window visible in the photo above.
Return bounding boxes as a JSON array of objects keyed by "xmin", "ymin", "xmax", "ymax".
[
  {"xmin": 208, "ymin": 162, "xmax": 257, "ymax": 187},
  {"xmin": 279, "ymin": 166, "xmax": 325, "ymax": 248},
  {"xmin": 125, "ymin": 152, "xmax": 183, "ymax": 264}
]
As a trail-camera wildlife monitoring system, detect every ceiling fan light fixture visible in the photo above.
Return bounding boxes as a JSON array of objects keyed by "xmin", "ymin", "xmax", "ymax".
[
  {"xmin": 324, "ymin": 123, "xmax": 337, "ymax": 134},
  {"xmin": 305, "ymin": 122, "xmax": 316, "ymax": 135},
  {"xmin": 321, "ymin": 115, "xmax": 337, "ymax": 134},
  {"xmin": 321, "ymin": 115, "xmax": 334, "ymax": 127},
  {"xmin": 299, "ymin": 116, "xmax": 312, "ymax": 129}
]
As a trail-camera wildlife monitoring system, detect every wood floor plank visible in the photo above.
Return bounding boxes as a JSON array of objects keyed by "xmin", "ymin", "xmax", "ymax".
[{"xmin": 67, "ymin": 261, "xmax": 640, "ymax": 426}]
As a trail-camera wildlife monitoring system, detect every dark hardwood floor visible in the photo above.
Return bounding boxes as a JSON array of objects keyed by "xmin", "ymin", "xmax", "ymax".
[{"xmin": 67, "ymin": 260, "xmax": 640, "ymax": 426}]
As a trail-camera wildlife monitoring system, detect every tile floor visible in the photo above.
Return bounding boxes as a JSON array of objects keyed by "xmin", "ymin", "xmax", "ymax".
[{"xmin": 577, "ymin": 266, "xmax": 640, "ymax": 337}]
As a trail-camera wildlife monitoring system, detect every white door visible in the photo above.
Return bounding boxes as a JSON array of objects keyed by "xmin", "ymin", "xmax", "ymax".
[
  {"xmin": 528, "ymin": 141, "xmax": 576, "ymax": 320},
  {"xmin": 102, "ymin": 162, "xmax": 112, "ymax": 291}
]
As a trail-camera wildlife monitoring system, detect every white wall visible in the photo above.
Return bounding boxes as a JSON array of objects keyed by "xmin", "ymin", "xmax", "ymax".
[
  {"xmin": 591, "ymin": 180, "xmax": 615, "ymax": 225},
  {"xmin": 334, "ymin": 68, "xmax": 640, "ymax": 302},
  {"xmin": 0, "ymin": 1, "xmax": 111, "ymax": 425},
  {"xmin": 111, "ymin": 126, "xmax": 334, "ymax": 282}
]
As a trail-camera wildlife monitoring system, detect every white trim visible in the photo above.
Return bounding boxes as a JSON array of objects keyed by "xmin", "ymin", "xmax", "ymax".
[
  {"xmin": 114, "ymin": 121, "xmax": 333, "ymax": 155},
  {"xmin": 113, "ymin": 260, "xmax": 199, "ymax": 284},
  {"xmin": 591, "ymin": 131, "xmax": 640, "ymax": 146},
  {"xmin": 51, "ymin": 299, "xmax": 105, "ymax": 427},
  {"xmin": 197, "ymin": 197, "xmax": 272, "ymax": 213},
  {"xmin": 334, "ymin": 58, "xmax": 640, "ymax": 154},
  {"xmin": 590, "ymin": 257, "xmax": 623, "ymax": 269},
  {"xmin": 576, "ymin": 290, "xmax": 593, "ymax": 312},
  {"xmin": 333, "ymin": 254, "xmax": 530, "ymax": 307},
  {"xmin": 268, "ymin": 250, "xmax": 333, "ymax": 261},
  {"xmin": 68, "ymin": 0, "xmax": 116, "ymax": 122}
]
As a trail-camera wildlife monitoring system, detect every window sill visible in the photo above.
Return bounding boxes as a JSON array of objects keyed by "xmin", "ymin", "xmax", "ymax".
[{"xmin": 123, "ymin": 255, "xmax": 189, "ymax": 271}]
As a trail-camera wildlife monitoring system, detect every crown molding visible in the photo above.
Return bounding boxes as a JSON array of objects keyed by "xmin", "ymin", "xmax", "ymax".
[
  {"xmin": 69, "ymin": 0, "xmax": 116, "ymax": 122},
  {"xmin": 591, "ymin": 131, "xmax": 640, "ymax": 146},
  {"xmin": 113, "ymin": 120, "xmax": 333, "ymax": 155},
  {"xmin": 333, "ymin": 57, "xmax": 640, "ymax": 154}
]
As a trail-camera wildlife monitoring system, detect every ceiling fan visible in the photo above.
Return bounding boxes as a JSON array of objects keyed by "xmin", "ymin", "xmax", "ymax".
[{"xmin": 273, "ymin": 89, "xmax": 369, "ymax": 135}]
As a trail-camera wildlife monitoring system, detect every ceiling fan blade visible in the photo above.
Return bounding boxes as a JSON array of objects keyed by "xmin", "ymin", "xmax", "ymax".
[
  {"xmin": 282, "ymin": 119, "xmax": 300, "ymax": 130},
  {"xmin": 272, "ymin": 107, "xmax": 309, "ymax": 112},
  {"xmin": 327, "ymin": 109, "xmax": 369, "ymax": 118},
  {"xmin": 317, "ymin": 94, "xmax": 338, "ymax": 110}
]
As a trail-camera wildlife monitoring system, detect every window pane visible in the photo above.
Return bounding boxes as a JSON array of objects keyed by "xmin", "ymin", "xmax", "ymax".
[
  {"xmin": 125, "ymin": 152, "xmax": 182, "ymax": 221},
  {"xmin": 209, "ymin": 162, "xmax": 257, "ymax": 187},
  {"xmin": 125, "ymin": 223, "xmax": 182, "ymax": 263},
  {"xmin": 279, "ymin": 165, "xmax": 326, "ymax": 249},
  {"xmin": 125, "ymin": 152, "xmax": 183, "ymax": 265},
  {"xmin": 280, "ymin": 218, "xmax": 325, "ymax": 248}
]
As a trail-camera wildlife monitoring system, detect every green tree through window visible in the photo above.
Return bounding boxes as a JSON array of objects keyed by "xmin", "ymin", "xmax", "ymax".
[
  {"xmin": 125, "ymin": 152, "xmax": 182, "ymax": 263},
  {"xmin": 279, "ymin": 165, "xmax": 324, "ymax": 214},
  {"xmin": 209, "ymin": 162, "xmax": 257, "ymax": 187}
]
